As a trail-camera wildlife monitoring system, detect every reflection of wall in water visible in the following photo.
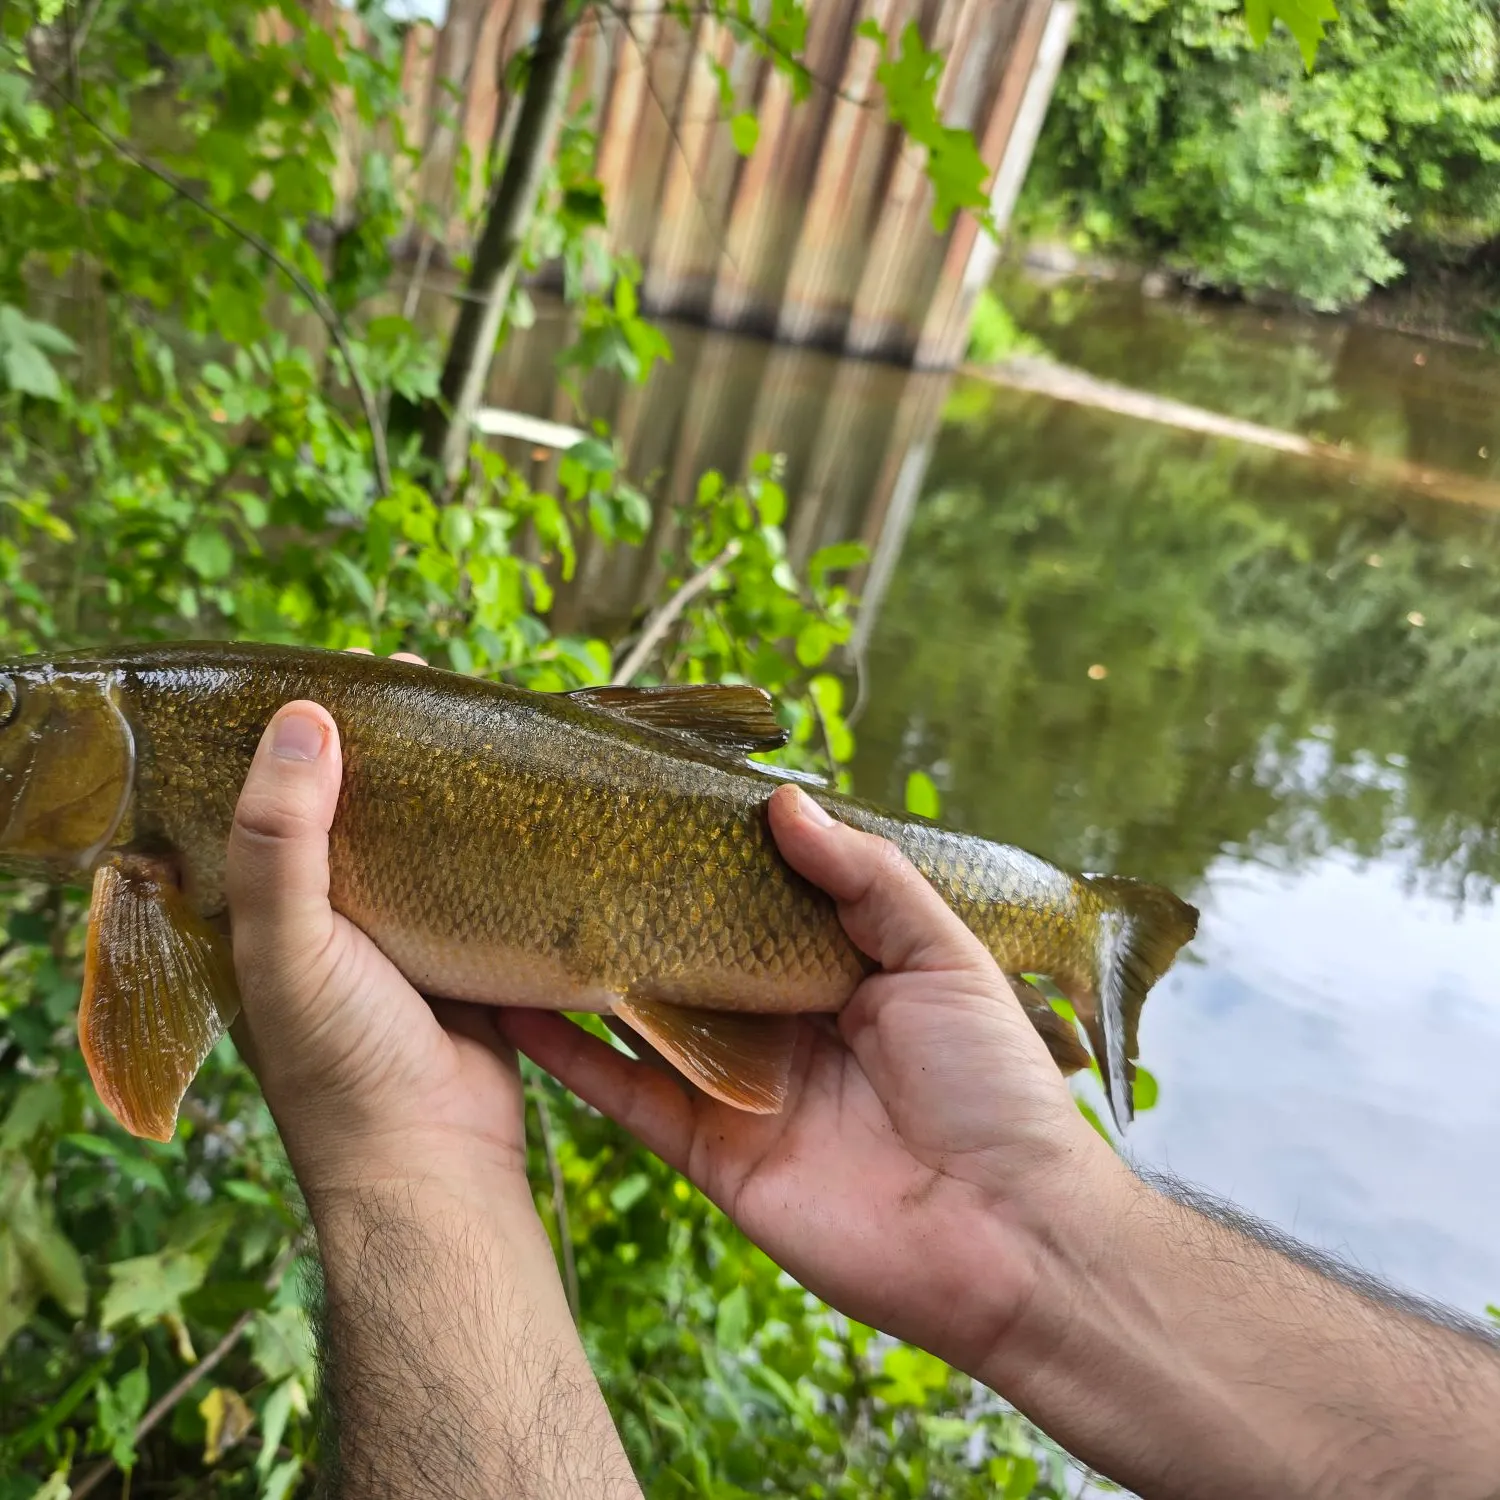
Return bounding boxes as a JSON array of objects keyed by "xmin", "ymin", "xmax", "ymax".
[{"xmin": 480, "ymin": 304, "xmax": 950, "ymax": 639}]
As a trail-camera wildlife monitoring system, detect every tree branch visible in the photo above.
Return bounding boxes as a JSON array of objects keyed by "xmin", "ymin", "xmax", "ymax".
[
  {"xmin": 529, "ymin": 1080, "xmax": 581, "ymax": 1323},
  {"xmin": 611, "ymin": 537, "xmax": 741, "ymax": 684},
  {"xmin": 68, "ymin": 1242, "xmax": 306, "ymax": 1500}
]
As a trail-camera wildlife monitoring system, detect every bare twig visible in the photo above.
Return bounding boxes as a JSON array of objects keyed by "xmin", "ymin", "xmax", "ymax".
[
  {"xmin": 528, "ymin": 1081, "xmax": 581, "ymax": 1323},
  {"xmin": 612, "ymin": 537, "xmax": 741, "ymax": 684},
  {"xmin": 69, "ymin": 1241, "xmax": 306, "ymax": 1500},
  {"xmin": 16, "ymin": 54, "xmax": 391, "ymax": 499},
  {"xmin": 69, "ymin": 0, "xmax": 107, "ymax": 66}
]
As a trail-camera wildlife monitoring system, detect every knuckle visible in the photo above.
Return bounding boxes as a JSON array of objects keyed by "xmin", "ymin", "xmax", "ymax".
[
  {"xmin": 871, "ymin": 836, "xmax": 914, "ymax": 889},
  {"xmin": 231, "ymin": 786, "xmax": 321, "ymax": 848}
]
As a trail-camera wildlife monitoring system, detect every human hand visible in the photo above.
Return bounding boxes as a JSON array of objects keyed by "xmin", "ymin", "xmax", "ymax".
[
  {"xmin": 228, "ymin": 667, "xmax": 642, "ymax": 1498},
  {"xmin": 502, "ymin": 784, "xmax": 1128, "ymax": 1377},
  {"xmin": 226, "ymin": 685, "xmax": 528, "ymax": 1211}
]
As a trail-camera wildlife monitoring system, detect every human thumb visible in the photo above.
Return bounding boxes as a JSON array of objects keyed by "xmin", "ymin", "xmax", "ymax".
[{"xmin": 226, "ymin": 702, "xmax": 344, "ymax": 1049}]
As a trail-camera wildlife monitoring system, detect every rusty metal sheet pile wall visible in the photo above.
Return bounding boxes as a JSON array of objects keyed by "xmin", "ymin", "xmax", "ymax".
[{"xmin": 344, "ymin": 0, "xmax": 1070, "ymax": 369}]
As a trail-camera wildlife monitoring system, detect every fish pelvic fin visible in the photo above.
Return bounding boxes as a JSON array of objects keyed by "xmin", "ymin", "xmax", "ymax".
[
  {"xmin": 1079, "ymin": 876, "xmax": 1199, "ymax": 1132},
  {"xmin": 611, "ymin": 996, "xmax": 798, "ymax": 1112},
  {"xmin": 79, "ymin": 859, "xmax": 241, "ymax": 1142}
]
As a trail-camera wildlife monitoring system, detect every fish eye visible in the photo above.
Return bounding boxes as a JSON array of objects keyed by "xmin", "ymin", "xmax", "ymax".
[{"xmin": 0, "ymin": 676, "xmax": 16, "ymax": 729}]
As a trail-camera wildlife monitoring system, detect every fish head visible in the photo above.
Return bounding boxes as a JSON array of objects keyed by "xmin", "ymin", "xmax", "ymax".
[{"xmin": 0, "ymin": 663, "xmax": 136, "ymax": 877}]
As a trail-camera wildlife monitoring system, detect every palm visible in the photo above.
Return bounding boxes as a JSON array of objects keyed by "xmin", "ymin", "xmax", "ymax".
[
  {"xmin": 503, "ymin": 785, "xmax": 1102, "ymax": 1369},
  {"xmin": 505, "ymin": 956, "xmax": 1079, "ymax": 1366}
]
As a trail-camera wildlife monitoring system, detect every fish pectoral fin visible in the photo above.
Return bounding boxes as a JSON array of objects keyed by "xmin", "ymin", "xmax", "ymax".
[
  {"xmin": 79, "ymin": 859, "xmax": 241, "ymax": 1143},
  {"xmin": 568, "ymin": 684, "xmax": 788, "ymax": 755},
  {"xmin": 610, "ymin": 996, "xmax": 798, "ymax": 1113}
]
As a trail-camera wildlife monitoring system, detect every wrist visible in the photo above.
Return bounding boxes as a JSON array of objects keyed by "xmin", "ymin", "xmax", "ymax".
[
  {"xmin": 965, "ymin": 1135, "xmax": 1142, "ymax": 1392},
  {"xmin": 283, "ymin": 1119, "xmax": 536, "ymax": 1229}
]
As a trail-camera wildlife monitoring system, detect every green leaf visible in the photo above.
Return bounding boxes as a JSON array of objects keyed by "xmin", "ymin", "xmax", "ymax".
[
  {"xmin": 808, "ymin": 540, "xmax": 866, "ymax": 584},
  {"xmin": 184, "ymin": 528, "xmax": 234, "ymax": 581},
  {"xmin": 794, "ymin": 620, "xmax": 833, "ymax": 667},
  {"xmin": 0, "ymin": 72, "xmax": 32, "ymax": 126},
  {"xmin": 256, "ymin": 1380, "xmax": 301, "ymax": 1478},
  {"xmin": 1, "ymin": 341, "xmax": 62, "ymax": 402},
  {"xmin": 260, "ymin": 1458, "xmax": 303, "ymax": 1500},
  {"xmin": 876, "ymin": 1343, "xmax": 950, "ymax": 1404},
  {"xmin": 730, "ymin": 112, "xmax": 760, "ymax": 157},
  {"xmin": 565, "ymin": 435, "xmax": 617, "ymax": 474},
  {"xmin": 1133, "ymin": 1065, "xmax": 1159, "ymax": 1112},
  {"xmin": 23, "ymin": 1473, "xmax": 72, "ymax": 1500},
  {"xmin": 327, "ymin": 552, "xmax": 377, "ymax": 611},
  {"xmin": 101, "ymin": 1215, "xmax": 229, "ymax": 1331},
  {"xmin": 1261, "ymin": 0, "xmax": 1338, "ymax": 67},
  {"xmin": 904, "ymin": 769, "xmax": 941, "ymax": 819},
  {"xmin": 440, "ymin": 506, "xmax": 476, "ymax": 554},
  {"xmin": 609, "ymin": 1173, "xmax": 651, "ymax": 1213},
  {"xmin": 249, "ymin": 1305, "xmax": 316, "ymax": 1384},
  {"xmin": 91, "ymin": 1367, "xmax": 149, "ymax": 1471},
  {"xmin": 715, "ymin": 1284, "xmax": 750, "ymax": 1351},
  {"xmin": 0, "ymin": 1078, "xmax": 66, "ymax": 1151}
]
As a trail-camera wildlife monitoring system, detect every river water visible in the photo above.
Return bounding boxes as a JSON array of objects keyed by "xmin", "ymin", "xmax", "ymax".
[{"xmin": 486, "ymin": 282, "xmax": 1500, "ymax": 1319}]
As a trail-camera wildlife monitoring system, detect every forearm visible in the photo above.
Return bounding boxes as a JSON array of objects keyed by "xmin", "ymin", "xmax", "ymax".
[
  {"xmin": 309, "ymin": 1178, "xmax": 641, "ymax": 1500},
  {"xmin": 980, "ymin": 1159, "xmax": 1500, "ymax": 1500}
]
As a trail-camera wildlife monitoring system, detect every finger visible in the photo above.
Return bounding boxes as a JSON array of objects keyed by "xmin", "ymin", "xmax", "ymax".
[
  {"xmin": 498, "ymin": 1010, "xmax": 699, "ymax": 1176},
  {"xmin": 226, "ymin": 703, "xmax": 341, "ymax": 1004},
  {"xmin": 431, "ymin": 998, "xmax": 521, "ymax": 1086},
  {"xmin": 344, "ymin": 647, "xmax": 427, "ymax": 665},
  {"xmin": 768, "ymin": 784, "xmax": 992, "ymax": 975}
]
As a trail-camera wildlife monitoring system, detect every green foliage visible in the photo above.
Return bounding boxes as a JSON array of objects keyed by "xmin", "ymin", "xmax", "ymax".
[
  {"xmin": 904, "ymin": 769, "xmax": 942, "ymax": 818},
  {"xmin": 1025, "ymin": 0, "xmax": 1500, "ymax": 308},
  {"xmin": 858, "ymin": 18, "xmax": 993, "ymax": 231},
  {"xmin": 965, "ymin": 288, "xmax": 1046, "ymax": 364},
  {"xmin": 1246, "ymin": 0, "xmax": 1339, "ymax": 69},
  {"xmin": 531, "ymin": 1077, "xmax": 1071, "ymax": 1495},
  {"xmin": 0, "ymin": 3, "xmax": 1060, "ymax": 1496}
]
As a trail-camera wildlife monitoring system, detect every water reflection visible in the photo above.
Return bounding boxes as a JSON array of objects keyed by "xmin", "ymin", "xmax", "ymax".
[
  {"xmin": 486, "ymin": 294, "xmax": 1500, "ymax": 1311},
  {"xmin": 999, "ymin": 271, "xmax": 1500, "ymax": 484}
]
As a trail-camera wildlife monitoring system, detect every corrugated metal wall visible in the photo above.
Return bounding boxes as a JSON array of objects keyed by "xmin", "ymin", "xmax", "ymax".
[{"xmin": 337, "ymin": 0, "xmax": 1073, "ymax": 369}]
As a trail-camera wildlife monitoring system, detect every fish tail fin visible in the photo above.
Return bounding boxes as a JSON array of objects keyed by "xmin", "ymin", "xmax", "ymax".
[{"xmin": 1077, "ymin": 875, "xmax": 1199, "ymax": 1132}]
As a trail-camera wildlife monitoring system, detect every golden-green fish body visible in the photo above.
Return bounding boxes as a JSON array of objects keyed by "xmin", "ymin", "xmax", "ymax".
[{"xmin": 0, "ymin": 643, "xmax": 1198, "ymax": 1140}]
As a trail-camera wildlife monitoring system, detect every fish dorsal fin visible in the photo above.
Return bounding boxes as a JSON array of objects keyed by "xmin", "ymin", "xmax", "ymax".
[
  {"xmin": 611, "ymin": 996, "xmax": 798, "ymax": 1113},
  {"xmin": 569, "ymin": 684, "xmax": 787, "ymax": 755},
  {"xmin": 79, "ymin": 859, "xmax": 241, "ymax": 1142}
]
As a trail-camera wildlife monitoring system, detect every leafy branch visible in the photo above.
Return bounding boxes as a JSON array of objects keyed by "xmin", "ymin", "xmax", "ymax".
[
  {"xmin": 68, "ymin": 1240, "xmax": 306, "ymax": 1499},
  {"xmin": 11, "ymin": 48, "xmax": 393, "ymax": 497}
]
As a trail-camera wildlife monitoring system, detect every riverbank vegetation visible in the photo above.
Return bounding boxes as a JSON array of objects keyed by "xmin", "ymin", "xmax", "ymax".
[{"xmin": 1023, "ymin": 0, "xmax": 1500, "ymax": 316}]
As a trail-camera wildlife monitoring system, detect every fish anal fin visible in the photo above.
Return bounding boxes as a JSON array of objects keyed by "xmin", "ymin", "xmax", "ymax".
[
  {"xmin": 80, "ymin": 859, "xmax": 241, "ymax": 1143},
  {"xmin": 610, "ymin": 996, "xmax": 797, "ymax": 1113},
  {"xmin": 1006, "ymin": 974, "xmax": 1091, "ymax": 1076},
  {"xmin": 569, "ymin": 684, "xmax": 787, "ymax": 755}
]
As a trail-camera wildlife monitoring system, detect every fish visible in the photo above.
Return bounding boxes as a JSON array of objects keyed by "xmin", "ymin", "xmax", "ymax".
[{"xmin": 0, "ymin": 642, "xmax": 1198, "ymax": 1142}]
